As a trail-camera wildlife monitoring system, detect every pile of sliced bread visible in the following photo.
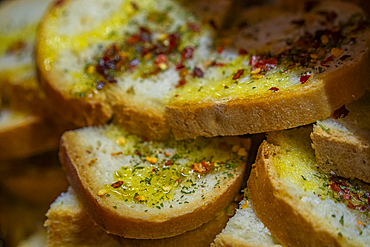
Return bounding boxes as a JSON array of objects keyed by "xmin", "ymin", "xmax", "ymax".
[{"xmin": 1, "ymin": 0, "xmax": 370, "ymax": 246}]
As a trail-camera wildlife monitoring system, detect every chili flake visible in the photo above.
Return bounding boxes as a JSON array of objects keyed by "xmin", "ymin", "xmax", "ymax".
[
  {"xmin": 299, "ymin": 74, "xmax": 310, "ymax": 84},
  {"xmin": 269, "ymin": 87, "xmax": 279, "ymax": 92},
  {"xmin": 111, "ymin": 181, "xmax": 124, "ymax": 188},
  {"xmin": 232, "ymin": 69, "xmax": 244, "ymax": 80},
  {"xmin": 191, "ymin": 161, "xmax": 212, "ymax": 174}
]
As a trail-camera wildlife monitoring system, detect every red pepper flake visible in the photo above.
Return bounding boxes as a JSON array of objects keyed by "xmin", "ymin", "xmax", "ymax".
[
  {"xmin": 168, "ymin": 33, "xmax": 180, "ymax": 53},
  {"xmin": 232, "ymin": 69, "xmax": 244, "ymax": 80},
  {"xmin": 192, "ymin": 67, "xmax": 204, "ymax": 78},
  {"xmin": 191, "ymin": 161, "xmax": 212, "ymax": 174},
  {"xmin": 175, "ymin": 63, "xmax": 185, "ymax": 70},
  {"xmin": 269, "ymin": 87, "xmax": 279, "ymax": 92},
  {"xmin": 177, "ymin": 179, "xmax": 182, "ymax": 183},
  {"xmin": 181, "ymin": 46, "xmax": 194, "ymax": 61},
  {"xmin": 210, "ymin": 60, "xmax": 225, "ymax": 67},
  {"xmin": 111, "ymin": 181, "xmax": 124, "ymax": 188},
  {"xmin": 175, "ymin": 79, "xmax": 187, "ymax": 88},
  {"xmin": 126, "ymin": 34, "xmax": 141, "ymax": 44},
  {"xmin": 367, "ymin": 195, "xmax": 370, "ymax": 206},
  {"xmin": 217, "ymin": 46, "xmax": 224, "ymax": 54},
  {"xmin": 187, "ymin": 22, "xmax": 200, "ymax": 32},
  {"xmin": 330, "ymin": 182, "xmax": 341, "ymax": 192},
  {"xmin": 55, "ymin": 0, "xmax": 65, "ymax": 6},
  {"xmin": 130, "ymin": 1, "xmax": 138, "ymax": 10},
  {"xmin": 164, "ymin": 160, "xmax": 173, "ymax": 166},
  {"xmin": 238, "ymin": 49, "xmax": 248, "ymax": 55},
  {"xmin": 340, "ymin": 188, "xmax": 351, "ymax": 200},
  {"xmin": 332, "ymin": 105, "xmax": 349, "ymax": 119},
  {"xmin": 321, "ymin": 55, "xmax": 334, "ymax": 67},
  {"xmin": 155, "ymin": 54, "xmax": 168, "ymax": 63},
  {"xmin": 300, "ymin": 74, "xmax": 310, "ymax": 84},
  {"xmin": 134, "ymin": 150, "xmax": 142, "ymax": 156}
]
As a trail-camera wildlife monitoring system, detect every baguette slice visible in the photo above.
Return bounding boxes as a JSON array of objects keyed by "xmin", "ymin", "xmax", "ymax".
[
  {"xmin": 37, "ymin": 0, "xmax": 370, "ymax": 141},
  {"xmin": 36, "ymin": 0, "xmax": 232, "ymax": 140},
  {"xmin": 44, "ymin": 187, "xmax": 238, "ymax": 247},
  {"xmin": 0, "ymin": 108, "xmax": 61, "ymax": 160},
  {"xmin": 166, "ymin": 1, "xmax": 370, "ymax": 139},
  {"xmin": 311, "ymin": 91, "xmax": 370, "ymax": 182},
  {"xmin": 0, "ymin": 0, "xmax": 54, "ymax": 116},
  {"xmin": 211, "ymin": 190, "xmax": 282, "ymax": 247},
  {"xmin": 60, "ymin": 124, "xmax": 249, "ymax": 239},
  {"xmin": 248, "ymin": 126, "xmax": 370, "ymax": 247},
  {"xmin": 0, "ymin": 151, "xmax": 68, "ymax": 205}
]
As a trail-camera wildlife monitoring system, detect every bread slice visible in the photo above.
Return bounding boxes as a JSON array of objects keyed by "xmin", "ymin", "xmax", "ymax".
[
  {"xmin": 311, "ymin": 91, "xmax": 370, "ymax": 182},
  {"xmin": 0, "ymin": 0, "xmax": 54, "ymax": 116},
  {"xmin": 166, "ymin": 1, "xmax": 370, "ymax": 139},
  {"xmin": 211, "ymin": 189, "xmax": 282, "ymax": 247},
  {"xmin": 0, "ymin": 151, "xmax": 68, "ymax": 205},
  {"xmin": 37, "ymin": 0, "xmax": 370, "ymax": 140},
  {"xmin": 44, "ymin": 187, "xmax": 238, "ymax": 247},
  {"xmin": 36, "ymin": 0, "xmax": 233, "ymax": 140},
  {"xmin": 59, "ymin": 124, "xmax": 249, "ymax": 239},
  {"xmin": 248, "ymin": 126, "xmax": 370, "ymax": 246},
  {"xmin": 0, "ymin": 108, "xmax": 62, "ymax": 160}
]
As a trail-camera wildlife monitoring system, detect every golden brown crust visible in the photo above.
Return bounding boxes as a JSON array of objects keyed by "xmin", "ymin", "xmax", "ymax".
[
  {"xmin": 212, "ymin": 233, "xmax": 269, "ymax": 247},
  {"xmin": 311, "ymin": 123, "xmax": 370, "ymax": 183},
  {"xmin": 0, "ymin": 152, "xmax": 68, "ymax": 205},
  {"xmin": 0, "ymin": 114, "xmax": 61, "ymax": 160},
  {"xmin": 247, "ymin": 141, "xmax": 353, "ymax": 247},
  {"xmin": 59, "ymin": 130, "xmax": 246, "ymax": 239},
  {"xmin": 167, "ymin": 47, "xmax": 370, "ymax": 139}
]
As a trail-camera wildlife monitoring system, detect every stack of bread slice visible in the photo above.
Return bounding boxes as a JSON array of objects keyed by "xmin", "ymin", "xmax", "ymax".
[
  {"xmin": 0, "ymin": 0, "xmax": 71, "ymax": 245},
  {"xmin": 3, "ymin": 0, "xmax": 370, "ymax": 246}
]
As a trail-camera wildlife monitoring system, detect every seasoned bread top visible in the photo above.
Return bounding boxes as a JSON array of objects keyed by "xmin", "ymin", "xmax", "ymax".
[
  {"xmin": 36, "ymin": 0, "xmax": 232, "ymax": 140},
  {"xmin": 248, "ymin": 126, "xmax": 370, "ymax": 247},
  {"xmin": 311, "ymin": 91, "xmax": 370, "ymax": 182},
  {"xmin": 167, "ymin": 1, "xmax": 370, "ymax": 139},
  {"xmin": 59, "ymin": 124, "xmax": 249, "ymax": 239},
  {"xmin": 0, "ymin": 108, "xmax": 61, "ymax": 160},
  {"xmin": 37, "ymin": 0, "xmax": 370, "ymax": 140},
  {"xmin": 0, "ymin": 0, "xmax": 56, "ymax": 116},
  {"xmin": 45, "ymin": 187, "xmax": 238, "ymax": 247}
]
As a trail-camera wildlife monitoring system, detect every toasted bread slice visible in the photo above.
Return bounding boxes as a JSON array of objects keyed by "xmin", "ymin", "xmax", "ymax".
[
  {"xmin": 166, "ymin": 1, "xmax": 370, "ymax": 139},
  {"xmin": 44, "ymin": 187, "xmax": 238, "ymax": 247},
  {"xmin": 0, "ymin": 151, "xmax": 68, "ymax": 205},
  {"xmin": 0, "ymin": 0, "xmax": 54, "ymax": 116},
  {"xmin": 0, "ymin": 108, "xmax": 61, "ymax": 160},
  {"xmin": 311, "ymin": 91, "xmax": 370, "ymax": 182},
  {"xmin": 37, "ymin": 0, "xmax": 370, "ymax": 140},
  {"xmin": 36, "ymin": 0, "xmax": 233, "ymax": 140},
  {"xmin": 211, "ymin": 189, "xmax": 282, "ymax": 247},
  {"xmin": 248, "ymin": 126, "xmax": 370, "ymax": 246},
  {"xmin": 59, "ymin": 124, "xmax": 249, "ymax": 239}
]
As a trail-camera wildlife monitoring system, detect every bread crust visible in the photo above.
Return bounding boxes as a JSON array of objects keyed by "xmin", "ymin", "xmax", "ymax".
[
  {"xmin": 0, "ymin": 113, "xmax": 60, "ymax": 160},
  {"xmin": 247, "ymin": 141, "xmax": 357, "ymax": 247},
  {"xmin": 166, "ymin": 45, "xmax": 370, "ymax": 139},
  {"xmin": 59, "ymin": 130, "xmax": 247, "ymax": 239},
  {"xmin": 312, "ymin": 123, "xmax": 370, "ymax": 182}
]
